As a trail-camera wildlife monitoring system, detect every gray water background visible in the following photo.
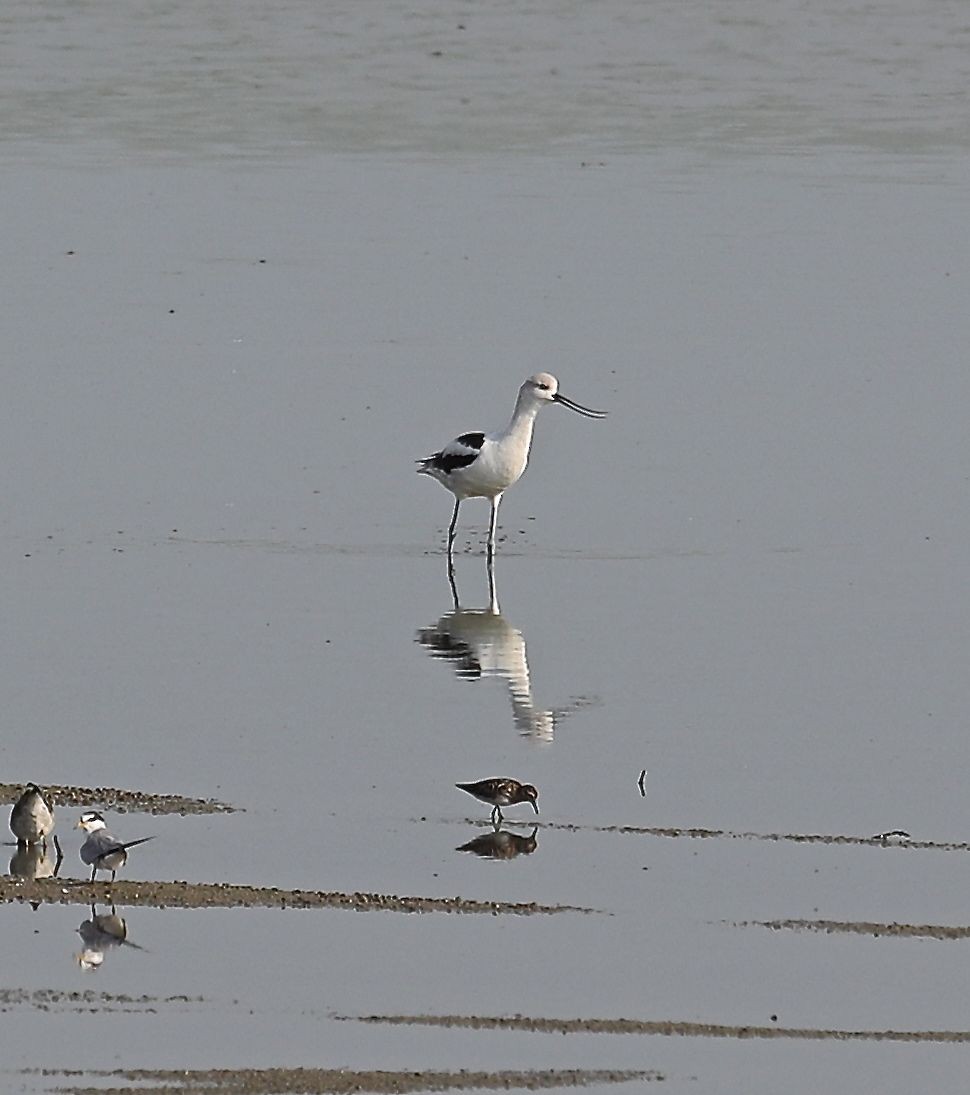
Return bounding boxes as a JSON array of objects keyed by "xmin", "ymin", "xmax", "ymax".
[{"xmin": 2, "ymin": 1, "xmax": 970, "ymax": 1091}]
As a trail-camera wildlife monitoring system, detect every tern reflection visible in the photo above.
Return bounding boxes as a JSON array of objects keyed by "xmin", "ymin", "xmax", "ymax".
[
  {"xmin": 457, "ymin": 826, "xmax": 538, "ymax": 860},
  {"xmin": 76, "ymin": 905, "xmax": 144, "ymax": 971},
  {"xmin": 417, "ymin": 562, "xmax": 587, "ymax": 743}
]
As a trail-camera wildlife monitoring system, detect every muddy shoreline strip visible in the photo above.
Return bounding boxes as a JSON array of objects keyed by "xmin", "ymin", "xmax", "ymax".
[
  {"xmin": 0, "ymin": 876, "xmax": 594, "ymax": 915},
  {"xmin": 0, "ymin": 988, "xmax": 204, "ymax": 1014},
  {"xmin": 0, "ymin": 783, "xmax": 235, "ymax": 815},
  {"xmin": 33, "ymin": 1066, "xmax": 660, "ymax": 1094},
  {"xmin": 347, "ymin": 1013, "xmax": 970, "ymax": 1043},
  {"xmin": 753, "ymin": 918, "xmax": 970, "ymax": 940},
  {"xmin": 532, "ymin": 820, "xmax": 970, "ymax": 851}
]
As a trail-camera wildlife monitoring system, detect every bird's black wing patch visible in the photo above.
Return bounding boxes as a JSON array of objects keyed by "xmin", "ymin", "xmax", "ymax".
[
  {"xmin": 430, "ymin": 432, "xmax": 485, "ymax": 474},
  {"xmin": 434, "ymin": 450, "xmax": 478, "ymax": 473},
  {"xmin": 455, "ymin": 432, "xmax": 486, "ymax": 449}
]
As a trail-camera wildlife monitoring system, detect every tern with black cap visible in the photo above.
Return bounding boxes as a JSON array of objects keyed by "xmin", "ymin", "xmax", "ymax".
[{"xmin": 76, "ymin": 811, "xmax": 155, "ymax": 882}]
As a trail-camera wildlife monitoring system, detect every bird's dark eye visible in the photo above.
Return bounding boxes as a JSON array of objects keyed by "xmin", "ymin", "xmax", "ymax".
[{"xmin": 538, "ymin": 382, "xmax": 549, "ymax": 390}]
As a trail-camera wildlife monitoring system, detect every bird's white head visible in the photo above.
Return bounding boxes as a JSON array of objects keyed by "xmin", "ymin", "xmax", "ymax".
[
  {"xmin": 522, "ymin": 372, "xmax": 560, "ymax": 403},
  {"xmin": 76, "ymin": 810, "xmax": 107, "ymax": 833},
  {"xmin": 521, "ymin": 373, "xmax": 607, "ymax": 419}
]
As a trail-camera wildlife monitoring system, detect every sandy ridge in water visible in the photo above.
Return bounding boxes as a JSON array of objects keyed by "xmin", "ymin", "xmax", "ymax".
[
  {"xmin": 752, "ymin": 918, "xmax": 970, "ymax": 940},
  {"xmin": 31, "ymin": 1066, "xmax": 660, "ymax": 1094},
  {"xmin": 346, "ymin": 1013, "xmax": 970, "ymax": 1043},
  {"xmin": 530, "ymin": 820, "xmax": 967, "ymax": 850},
  {"xmin": 0, "ymin": 876, "xmax": 595, "ymax": 915},
  {"xmin": 0, "ymin": 782, "xmax": 235, "ymax": 815},
  {"xmin": 0, "ymin": 987, "xmax": 204, "ymax": 1013}
]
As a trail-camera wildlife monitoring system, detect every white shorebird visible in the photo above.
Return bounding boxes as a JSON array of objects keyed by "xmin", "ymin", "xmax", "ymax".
[
  {"xmin": 76, "ymin": 811, "xmax": 155, "ymax": 882},
  {"xmin": 417, "ymin": 372, "xmax": 606, "ymax": 559}
]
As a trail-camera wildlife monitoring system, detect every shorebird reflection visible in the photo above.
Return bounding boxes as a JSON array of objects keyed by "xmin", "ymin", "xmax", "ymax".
[
  {"xmin": 456, "ymin": 826, "xmax": 539, "ymax": 859},
  {"xmin": 416, "ymin": 562, "xmax": 587, "ymax": 743},
  {"xmin": 9, "ymin": 838, "xmax": 63, "ymax": 883},
  {"xmin": 76, "ymin": 904, "xmax": 144, "ymax": 970}
]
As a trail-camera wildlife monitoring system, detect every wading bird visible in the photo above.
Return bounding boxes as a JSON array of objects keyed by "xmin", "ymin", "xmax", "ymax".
[
  {"xmin": 76, "ymin": 811, "xmax": 155, "ymax": 883},
  {"xmin": 456, "ymin": 777, "xmax": 540, "ymax": 825},
  {"xmin": 417, "ymin": 373, "xmax": 606, "ymax": 559},
  {"xmin": 9, "ymin": 783, "xmax": 56, "ymax": 847}
]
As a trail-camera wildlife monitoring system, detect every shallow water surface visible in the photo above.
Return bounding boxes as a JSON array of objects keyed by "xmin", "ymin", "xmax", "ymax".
[{"xmin": 3, "ymin": 1, "xmax": 970, "ymax": 1092}]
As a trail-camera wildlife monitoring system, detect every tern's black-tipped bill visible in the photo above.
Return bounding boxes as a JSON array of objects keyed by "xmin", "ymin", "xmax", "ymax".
[{"xmin": 553, "ymin": 393, "xmax": 608, "ymax": 418}]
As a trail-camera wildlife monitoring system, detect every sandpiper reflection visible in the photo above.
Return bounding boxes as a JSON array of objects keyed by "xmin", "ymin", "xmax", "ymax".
[
  {"xmin": 76, "ymin": 904, "xmax": 143, "ymax": 970},
  {"xmin": 457, "ymin": 826, "xmax": 539, "ymax": 860},
  {"xmin": 416, "ymin": 562, "xmax": 588, "ymax": 743}
]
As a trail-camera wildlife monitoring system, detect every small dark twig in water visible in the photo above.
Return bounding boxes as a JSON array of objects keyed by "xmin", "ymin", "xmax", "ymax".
[{"xmin": 637, "ymin": 769, "xmax": 647, "ymax": 797}]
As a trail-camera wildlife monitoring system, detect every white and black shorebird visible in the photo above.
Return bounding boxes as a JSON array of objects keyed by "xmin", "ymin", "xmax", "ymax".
[
  {"xmin": 76, "ymin": 811, "xmax": 155, "ymax": 882},
  {"xmin": 9, "ymin": 783, "xmax": 56, "ymax": 847},
  {"xmin": 456, "ymin": 777, "xmax": 540, "ymax": 825},
  {"xmin": 417, "ymin": 373, "xmax": 606, "ymax": 559}
]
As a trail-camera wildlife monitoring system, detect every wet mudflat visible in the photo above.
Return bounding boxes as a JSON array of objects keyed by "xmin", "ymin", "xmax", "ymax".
[
  {"xmin": 0, "ymin": 784, "xmax": 235, "ymax": 816},
  {"xmin": 0, "ymin": 870, "xmax": 592, "ymax": 915},
  {"xmin": 4, "ymin": 1, "xmax": 970, "ymax": 1093},
  {"xmin": 35, "ymin": 1067, "xmax": 660, "ymax": 1095}
]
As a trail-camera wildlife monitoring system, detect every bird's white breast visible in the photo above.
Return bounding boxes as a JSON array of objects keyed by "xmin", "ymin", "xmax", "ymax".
[{"xmin": 452, "ymin": 435, "xmax": 530, "ymax": 498}]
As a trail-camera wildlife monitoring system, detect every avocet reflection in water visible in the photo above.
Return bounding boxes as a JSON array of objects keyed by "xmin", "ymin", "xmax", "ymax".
[{"xmin": 415, "ymin": 561, "xmax": 594, "ymax": 743}]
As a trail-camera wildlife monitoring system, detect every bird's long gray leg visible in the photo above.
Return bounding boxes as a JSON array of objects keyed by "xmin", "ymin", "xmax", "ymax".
[
  {"xmin": 447, "ymin": 498, "xmax": 460, "ymax": 554},
  {"xmin": 448, "ymin": 562, "xmax": 460, "ymax": 611},
  {"xmin": 447, "ymin": 498, "xmax": 460, "ymax": 583},
  {"xmin": 487, "ymin": 494, "xmax": 502, "ymax": 559}
]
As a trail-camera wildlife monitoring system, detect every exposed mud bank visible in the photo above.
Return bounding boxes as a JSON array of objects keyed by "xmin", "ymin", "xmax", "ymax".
[
  {"xmin": 0, "ymin": 876, "xmax": 594, "ymax": 916},
  {"xmin": 346, "ymin": 1012, "xmax": 970, "ymax": 1043},
  {"xmin": 0, "ymin": 783, "xmax": 235, "ymax": 815},
  {"xmin": 32, "ymin": 1066, "xmax": 661, "ymax": 1094}
]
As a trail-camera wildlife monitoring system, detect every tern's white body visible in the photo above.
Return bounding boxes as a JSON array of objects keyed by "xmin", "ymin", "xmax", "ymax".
[
  {"xmin": 76, "ymin": 811, "xmax": 154, "ymax": 882},
  {"xmin": 80, "ymin": 828, "xmax": 128, "ymax": 876},
  {"xmin": 417, "ymin": 372, "xmax": 606, "ymax": 558}
]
